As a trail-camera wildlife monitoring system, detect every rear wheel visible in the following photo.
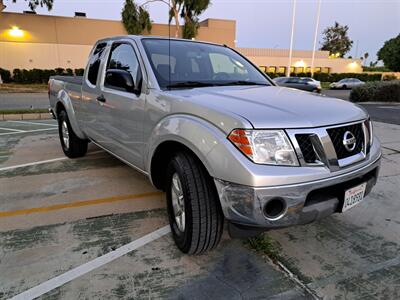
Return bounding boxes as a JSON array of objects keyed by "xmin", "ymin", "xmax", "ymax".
[
  {"xmin": 58, "ymin": 110, "xmax": 88, "ymax": 158},
  {"xmin": 166, "ymin": 151, "xmax": 224, "ymax": 254}
]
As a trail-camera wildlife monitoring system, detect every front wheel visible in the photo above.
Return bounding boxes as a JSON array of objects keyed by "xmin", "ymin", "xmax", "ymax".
[
  {"xmin": 58, "ymin": 110, "xmax": 88, "ymax": 158},
  {"xmin": 166, "ymin": 151, "xmax": 224, "ymax": 254}
]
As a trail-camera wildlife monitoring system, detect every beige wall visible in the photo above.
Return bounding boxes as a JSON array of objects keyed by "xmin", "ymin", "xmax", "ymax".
[
  {"xmin": 238, "ymin": 48, "xmax": 363, "ymax": 74},
  {"xmin": 0, "ymin": 12, "xmax": 360, "ymax": 74},
  {"xmin": 0, "ymin": 12, "xmax": 236, "ymax": 70},
  {"xmin": 0, "ymin": 42, "xmax": 92, "ymax": 69}
]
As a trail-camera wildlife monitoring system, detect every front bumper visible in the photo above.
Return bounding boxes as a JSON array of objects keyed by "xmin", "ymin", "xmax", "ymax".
[{"xmin": 214, "ymin": 151, "xmax": 381, "ymax": 229}]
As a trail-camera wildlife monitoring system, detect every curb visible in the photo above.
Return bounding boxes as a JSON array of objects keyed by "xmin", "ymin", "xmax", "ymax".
[{"xmin": 0, "ymin": 113, "xmax": 52, "ymax": 121}]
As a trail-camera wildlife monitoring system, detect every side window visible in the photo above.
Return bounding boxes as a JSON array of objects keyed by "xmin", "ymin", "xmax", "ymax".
[
  {"xmin": 106, "ymin": 43, "xmax": 140, "ymax": 91},
  {"xmin": 87, "ymin": 43, "xmax": 106, "ymax": 86}
]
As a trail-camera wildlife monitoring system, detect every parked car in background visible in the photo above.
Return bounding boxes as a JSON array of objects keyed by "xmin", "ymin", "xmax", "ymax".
[
  {"xmin": 273, "ymin": 77, "xmax": 321, "ymax": 93},
  {"xmin": 330, "ymin": 78, "xmax": 365, "ymax": 89}
]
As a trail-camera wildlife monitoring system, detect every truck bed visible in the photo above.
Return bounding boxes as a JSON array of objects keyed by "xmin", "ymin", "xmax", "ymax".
[{"xmin": 51, "ymin": 76, "xmax": 83, "ymax": 85}]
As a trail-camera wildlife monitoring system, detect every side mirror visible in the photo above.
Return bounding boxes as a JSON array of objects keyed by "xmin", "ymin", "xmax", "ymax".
[{"xmin": 105, "ymin": 69, "xmax": 137, "ymax": 93}]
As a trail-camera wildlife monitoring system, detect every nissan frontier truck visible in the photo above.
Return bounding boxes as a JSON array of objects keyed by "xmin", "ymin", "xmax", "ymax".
[{"xmin": 49, "ymin": 36, "xmax": 381, "ymax": 254}]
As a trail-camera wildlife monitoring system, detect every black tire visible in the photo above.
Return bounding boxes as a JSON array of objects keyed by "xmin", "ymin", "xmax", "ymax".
[
  {"xmin": 166, "ymin": 151, "xmax": 224, "ymax": 254},
  {"xmin": 342, "ymin": 85, "xmax": 347, "ymax": 89},
  {"xmin": 58, "ymin": 110, "xmax": 88, "ymax": 158}
]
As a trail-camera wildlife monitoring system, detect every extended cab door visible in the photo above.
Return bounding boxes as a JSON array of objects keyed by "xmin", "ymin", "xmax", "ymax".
[
  {"xmin": 81, "ymin": 42, "xmax": 109, "ymax": 144},
  {"xmin": 97, "ymin": 41, "xmax": 146, "ymax": 169}
]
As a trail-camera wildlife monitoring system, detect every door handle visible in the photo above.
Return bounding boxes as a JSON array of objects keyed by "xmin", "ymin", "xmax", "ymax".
[{"xmin": 96, "ymin": 94, "xmax": 106, "ymax": 103}]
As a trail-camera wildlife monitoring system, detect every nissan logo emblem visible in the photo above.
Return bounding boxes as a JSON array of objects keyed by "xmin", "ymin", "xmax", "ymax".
[{"xmin": 343, "ymin": 131, "xmax": 356, "ymax": 152}]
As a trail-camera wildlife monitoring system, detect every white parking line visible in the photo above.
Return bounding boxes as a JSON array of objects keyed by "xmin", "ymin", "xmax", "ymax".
[
  {"xmin": 10, "ymin": 225, "xmax": 171, "ymax": 300},
  {"xmin": 0, "ymin": 156, "xmax": 68, "ymax": 171},
  {"xmin": 7, "ymin": 120, "xmax": 58, "ymax": 127},
  {"xmin": 0, "ymin": 126, "xmax": 26, "ymax": 133},
  {"xmin": 378, "ymin": 106, "xmax": 400, "ymax": 110},
  {"xmin": 0, "ymin": 150, "xmax": 104, "ymax": 172},
  {"xmin": 0, "ymin": 128, "xmax": 57, "ymax": 136}
]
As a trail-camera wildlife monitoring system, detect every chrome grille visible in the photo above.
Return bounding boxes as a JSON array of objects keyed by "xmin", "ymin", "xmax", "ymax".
[
  {"xmin": 295, "ymin": 134, "xmax": 317, "ymax": 163},
  {"xmin": 287, "ymin": 120, "xmax": 369, "ymax": 171},
  {"xmin": 327, "ymin": 123, "xmax": 364, "ymax": 159}
]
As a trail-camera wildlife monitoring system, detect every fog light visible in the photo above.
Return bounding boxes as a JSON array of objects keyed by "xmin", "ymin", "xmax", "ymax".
[{"xmin": 263, "ymin": 198, "xmax": 286, "ymax": 220}]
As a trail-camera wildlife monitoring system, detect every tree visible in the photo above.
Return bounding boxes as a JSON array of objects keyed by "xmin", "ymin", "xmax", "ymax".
[
  {"xmin": 369, "ymin": 61, "xmax": 378, "ymax": 67},
  {"xmin": 0, "ymin": 0, "xmax": 53, "ymax": 12},
  {"xmin": 122, "ymin": 0, "xmax": 152, "ymax": 35},
  {"xmin": 180, "ymin": 0, "xmax": 210, "ymax": 39},
  {"xmin": 141, "ymin": 0, "xmax": 210, "ymax": 39},
  {"xmin": 320, "ymin": 22, "xmax": 353, "ymax": 57},
  {"xmin": 363, "ymin": 52, "xmax": 369, "ymax": 66},
  {"xmin": 377, "ymin": 34, "xmax": 400, "ymax": 72}
]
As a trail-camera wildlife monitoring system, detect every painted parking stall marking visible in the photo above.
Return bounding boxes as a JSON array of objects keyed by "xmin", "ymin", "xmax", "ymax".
[
  {"xmin": 0, "ymin": 119, "xmax": 58, "ymax": 136},
  {"xmin": 0, "ymin": 127, "xmax": 57, "ymax": 136},
  {"xmin": 0, "ymin": 150, "xmax": 103, "ymax": 172},
  {"xmin": 10, "ymin": 225, "xmax": 171, "ymax": 300},
  {"xmin": 0, "ymin": 126, "xmax": 26, "ymax": 132},
  {"xmin": 0, "ymin": 191, "xmax": 163, "ymax": 218},
  {"xmin": 7, "ymin": 120, "xmax": 58, "ymax": 127}
]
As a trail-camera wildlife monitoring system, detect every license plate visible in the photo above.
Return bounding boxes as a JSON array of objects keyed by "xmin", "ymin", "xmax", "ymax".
[{"xmin": 342, "ymin": 182, "xmax": 367, "ymax": 212}]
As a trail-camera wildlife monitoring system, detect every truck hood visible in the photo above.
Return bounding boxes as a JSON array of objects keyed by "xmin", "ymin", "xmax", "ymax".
[{"xmin": 167, "ymin": 85, "xmax": 367, "ymax": 128}]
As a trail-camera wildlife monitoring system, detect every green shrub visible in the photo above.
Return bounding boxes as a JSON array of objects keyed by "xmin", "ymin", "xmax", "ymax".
[
  {"xmin": 350, "ymin": 80, "xmax": 400, "ymax": 102},
  {"xmin": 0, "ymin": 68, "xmax": 12, "ymax": 83},
  {"xmin": 313, "ymin": 73, "xmax": 382, "ymax": 82},
  {"xmin": 74, "ymin": 68, "xmax": 85, "ymax": 76},
  {"xmin": 362, "ymin": 66, "xmax": 391, "ymax": 72},
  {"xmin": 55, "ymin": 68, "xmax": 65, "ymax": 75},
  {"xmin": 66, "ymin": 68, "xmax": 74, "ymax": 76}
]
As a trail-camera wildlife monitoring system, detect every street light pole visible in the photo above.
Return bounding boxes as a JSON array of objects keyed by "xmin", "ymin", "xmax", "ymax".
[
  {"xmin": 286, "ymin": 0, "xmax": 297, "ymax": 77},
  {"xmin": 311, "ymin": 0, "xmax": 321, "ymax": 78}
]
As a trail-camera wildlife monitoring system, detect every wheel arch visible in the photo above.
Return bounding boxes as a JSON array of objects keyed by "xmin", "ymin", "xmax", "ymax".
[
  {"xmin": 147, "ymin": 115, "xmax": 225, "ymax": 190},
  {"xmin": 55, "ymin": 89, "xmax": 87, "ymax": 140}
]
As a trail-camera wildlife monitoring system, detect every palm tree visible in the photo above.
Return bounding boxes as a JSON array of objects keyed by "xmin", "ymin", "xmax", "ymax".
[{"xmin": 363, "ymin": 52, "xmax": 369, "ymax": 66}]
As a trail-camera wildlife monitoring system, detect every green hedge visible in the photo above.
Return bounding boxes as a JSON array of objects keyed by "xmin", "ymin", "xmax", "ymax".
[
  {"xmin": 265, "ymin": 72, "xmax": 382, "ymax": 82},
  {"xmin": 0, "ymin": 68, "xmax": 12, "ymax": 83},
  {"xmin": 1, "ymin": 67, "xmax": 383, "ymax": 84},
  {"xmin": 350, "ymin": 80, "xmax": 400, "ymax": 102},
  {"xmin": 0, "ymin": 68, "xmax": 85, "ymax": 84}
]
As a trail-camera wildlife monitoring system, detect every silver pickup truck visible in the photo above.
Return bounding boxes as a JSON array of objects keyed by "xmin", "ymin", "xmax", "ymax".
[{"xmin": 49, "ymin": 36, "xmax": 381, "ymax": 254}]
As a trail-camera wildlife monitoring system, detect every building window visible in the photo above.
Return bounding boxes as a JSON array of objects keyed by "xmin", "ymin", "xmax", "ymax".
[
  {"xmin": 314, "ymin": 67, "xmax": 322, "ymax": 73},
  {"xmin": 259, "ymin": 66, "xmax": 267, "ymax": 72},
  {"xmin": 277, "ymin": 67, "xmax": 286, "ymax": 74},
  {"xmin": 296, "ymin": 67, "xmax": 304, "ymax": 73},
  {"xmin": 321, "ymin": 67, "xmax": 330, "ymax": 73},
  {"xmin": 290, "ymin": 67, "xmax": 295, "ymax": 74},
  {"xmin": 267, "ymin": 66, "xmax": 276, "ymax": 73}
]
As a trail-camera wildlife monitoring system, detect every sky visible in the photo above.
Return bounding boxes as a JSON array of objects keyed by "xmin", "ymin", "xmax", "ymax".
[{"xmin": 4, "ymin": 0, "xmax": 400, "ymax": 63}]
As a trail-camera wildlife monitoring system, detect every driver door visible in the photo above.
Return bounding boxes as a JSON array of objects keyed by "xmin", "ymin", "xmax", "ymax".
[{"xmin": 98, "ymin": 41, "xmax": 146, "ymax": 169}]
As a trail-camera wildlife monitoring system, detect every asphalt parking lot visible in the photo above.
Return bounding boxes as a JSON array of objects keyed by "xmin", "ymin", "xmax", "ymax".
[
  {"xmin": 1, "ymin": 119, "xmax": 400, "ymax": 299},
  {"xmin": 0, "ymin": 120, "xmax": 311, "ymax": 300}
]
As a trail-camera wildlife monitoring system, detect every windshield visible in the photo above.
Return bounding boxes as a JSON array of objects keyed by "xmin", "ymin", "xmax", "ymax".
[{"xmin": 142, "ymin": 39, "xmax": 271, "ymax": 89}]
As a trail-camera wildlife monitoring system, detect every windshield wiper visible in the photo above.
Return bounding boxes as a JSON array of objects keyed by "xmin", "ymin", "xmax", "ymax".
[
  {"xmin": 166, "ymin": 81, "xmax": 216, "ymax": 89},
  {"xmin": 218, "ymin": 81, "xmax": 269, "ymax": 86}
]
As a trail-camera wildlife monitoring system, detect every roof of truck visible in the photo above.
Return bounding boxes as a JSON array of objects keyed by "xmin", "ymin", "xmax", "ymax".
[{"xmin": 96, "ymin": 35, "xmax": 225, "ymax": 48}]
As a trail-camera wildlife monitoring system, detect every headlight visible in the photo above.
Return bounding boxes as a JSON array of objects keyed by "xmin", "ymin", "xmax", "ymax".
[{"xmin": 228, "ymin": 129, "xmax": 299, "ymax": 166}]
